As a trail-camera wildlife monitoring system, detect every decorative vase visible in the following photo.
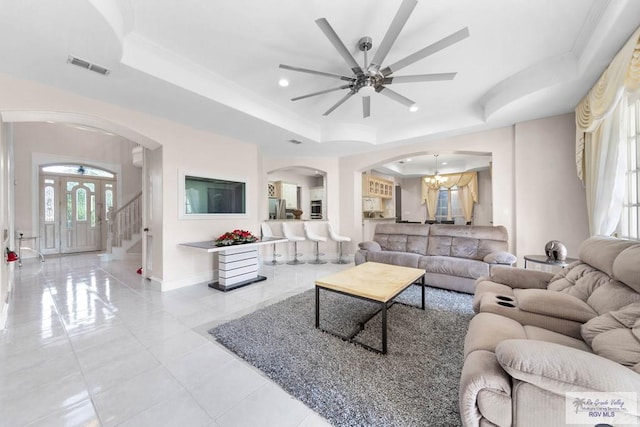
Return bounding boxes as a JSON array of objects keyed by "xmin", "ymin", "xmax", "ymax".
[
  {"xmin": 293, "ymin": 209, "xmax": 303, "ymax": 220},
  {"xmin": 544, "ymin": 240, "xmax": 567, "ymax": 261}
]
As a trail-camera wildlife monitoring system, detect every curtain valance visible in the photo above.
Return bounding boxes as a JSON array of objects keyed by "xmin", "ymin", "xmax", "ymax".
[
  {"xmin": 575, "ymin": 27, "xmax": 640, "ymax": 181},
  {"xmin": 421, "ymin": 172, "xmax": 478, "ymax": 222}
]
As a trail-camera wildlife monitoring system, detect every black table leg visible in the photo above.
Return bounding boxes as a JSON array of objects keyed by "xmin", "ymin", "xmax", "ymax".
[
  {"xmin": 381, "ymin": 302, "xmax": 387, "ymax": 354},
  {"xmin": 421, "ymin": 276, "xmax": 426, "ymax": 310},
  {"xmin": 315, "ymin": 286, "xmax": 320, "ymax": 328}
]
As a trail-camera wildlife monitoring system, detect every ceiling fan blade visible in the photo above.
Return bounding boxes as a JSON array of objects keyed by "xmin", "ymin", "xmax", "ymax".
[
  {"xmin": 291, "ymin": 85, "xmax": 352, "ymax": 101},
  {"xmin": 368, "ymin": 0, "xmax": 417, "ymax": 74},
  {"xmin": 376, "ymin": 86, "xmax": 415, "ymax": 108},
  {"xmin": 323, "ymin": 91, "xmax": 355, "ymax": 116},
  {"xmin": 363, "ymin": 96, "xmax": 371, "ymax": 118},
  {"xmin": 382, "ymin": 72, "xmax": 457, "ymax": 84},
  {"xmin": 315, "ymin": 18, "xmax": 364, "ymax": 76},
  {"xmin": 279, "ymin": 64, "xmax": 353, "ymax": 81},
  {"xmin": 380, "ymin": 27, "xmax": 470, "ymax": 77}
]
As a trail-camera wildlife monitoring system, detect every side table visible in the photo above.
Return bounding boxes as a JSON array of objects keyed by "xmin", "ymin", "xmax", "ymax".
[{"xmin": 523, "ymin": 254, "xmax": 578, "ymax": 270}]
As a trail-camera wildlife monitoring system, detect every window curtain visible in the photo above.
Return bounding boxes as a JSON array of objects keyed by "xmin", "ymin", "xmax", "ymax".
[
  {"xmin": 575, "ymin": 27, "xmax": 640, "ymax": 236},
  {"xmin": 421, "ymin": 172, "xmax": 478, "ymax": 222}
]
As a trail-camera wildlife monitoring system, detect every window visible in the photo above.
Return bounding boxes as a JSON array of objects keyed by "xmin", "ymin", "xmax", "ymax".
[
  {"xmin": 435, "ymin": 187, "xmax": 464, "ymax": 222},
  {"xmin": 621, "ymin": 98, "xmax": 640, "ymax": 240},
  {"xmin": 182, "ymin": 174, "xmax": 247, "ymax": 216},
  {"xmin": 41, "ymin": 164, "xmax": 114, "ymax": 178}
]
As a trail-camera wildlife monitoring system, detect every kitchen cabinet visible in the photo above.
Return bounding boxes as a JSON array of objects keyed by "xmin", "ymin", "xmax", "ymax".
[{"xmin": 363, "ymin": 175, "xmax": 394, "ymax": 199}]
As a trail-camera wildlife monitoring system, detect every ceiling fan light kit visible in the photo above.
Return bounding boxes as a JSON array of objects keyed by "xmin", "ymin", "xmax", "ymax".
[{"xmin": 279, "ymin": 0, "xmax": 469, "ymax": 118}]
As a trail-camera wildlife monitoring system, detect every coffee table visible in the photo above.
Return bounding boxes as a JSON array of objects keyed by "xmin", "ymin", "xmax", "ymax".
[{"xmin": 315, "ymin": 262, "xmax": 426, "ymax": 354}]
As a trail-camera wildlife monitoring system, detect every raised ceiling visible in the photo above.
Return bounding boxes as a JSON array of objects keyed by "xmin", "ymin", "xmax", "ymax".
[{"xmin": 0, "ymin": 0, "xmax": 639, "ymax": 158}]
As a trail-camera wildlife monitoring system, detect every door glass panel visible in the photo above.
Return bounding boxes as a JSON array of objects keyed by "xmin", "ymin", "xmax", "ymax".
[
  {"xmin": 44, "ymin": 178, "xmax": 54, "ymax": 185},
  {"xmin": 66, "ymin": 194, "xmax": 73, "ymax": 225},
  {"xmin": 85, "ymin": 182, "xmax": 95, "ymax": 192},
  {"xmin": 76, "ymin": 188, "xmax": 87, "ymax": 221},
  {"xmin": 67, "ymin": 181, "xmax": 78, "ymax": 191},
  {"xmin": 105, "ymin": 189, "xmax": 113, "ymax": 213},
  {"xmin": 44, "ymin": 186, "xmax": 55, "ymax": 222},
  {"xmin": 91, "ymin": 195, "xmax": 96, "ymax": 227}
]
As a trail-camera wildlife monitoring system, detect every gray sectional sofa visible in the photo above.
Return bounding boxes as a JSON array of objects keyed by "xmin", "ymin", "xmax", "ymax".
[
  {"xmin": 460, "ymin": 236, "xmax": 640, "ymax": 426},
  {"xmin": 355, "ymin": 223, "xmax": 515, "ymax": 294}
]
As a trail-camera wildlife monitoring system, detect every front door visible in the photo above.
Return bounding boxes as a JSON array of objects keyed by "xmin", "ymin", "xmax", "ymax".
[{"xmin": 61, "ymin": 178, "xmax": 101, "ymax": 253}]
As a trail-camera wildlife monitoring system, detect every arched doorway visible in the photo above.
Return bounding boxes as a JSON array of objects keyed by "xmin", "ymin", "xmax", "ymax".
[{"xmin": 39, "ymin": 164, "xmax": 116, "ymax": 254}]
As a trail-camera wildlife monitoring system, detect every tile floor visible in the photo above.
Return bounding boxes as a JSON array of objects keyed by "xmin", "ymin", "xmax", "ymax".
[{"xmin": 0, "ymin": 253, "xmax": 353, "ymax": 426}]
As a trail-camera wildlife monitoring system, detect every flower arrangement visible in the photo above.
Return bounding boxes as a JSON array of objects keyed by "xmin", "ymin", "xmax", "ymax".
[{"xmin": 214, "ymin": 229, "xmax": 258, "ymax": 246}]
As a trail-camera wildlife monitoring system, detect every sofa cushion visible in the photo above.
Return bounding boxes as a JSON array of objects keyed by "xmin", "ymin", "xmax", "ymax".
[
  {"xmin": 514, "ymin": 289, "xmax": 598, "ymax": 323},
  {"xmin": 427, "ymin": 236, "xmax": 452, "ymax": 256},
  {"xmin": 420, "ymin": 256, "xmax": 489, "ymax": 280},
  {"xmin": 366, "ymin": 250, "xmax": 421, "ymax": 268},
  {"xmin": 578, "ymin": 235, "xmax": 638, "ymax": 278},
  {"xmin": 591, "ymin": 326, "xmax": 640, "ymax": 373},
  {"xmin": 581, "ymin": 302, "xmax": 640, "ymax": 373},
  {"xmin": 613, "ymin": 244, "xmax": 640, "ymax": 292}
]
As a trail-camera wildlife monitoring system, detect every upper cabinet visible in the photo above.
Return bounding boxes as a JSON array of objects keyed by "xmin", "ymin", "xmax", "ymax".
[{"xmin": 363, "ymin": 175, "xmax": 394, "ymax": 199}]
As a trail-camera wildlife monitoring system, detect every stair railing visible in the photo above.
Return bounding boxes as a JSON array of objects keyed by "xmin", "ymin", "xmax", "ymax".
[{"xmin": 106, "ymin": 192, "xmax": 142, "ymax": 251}]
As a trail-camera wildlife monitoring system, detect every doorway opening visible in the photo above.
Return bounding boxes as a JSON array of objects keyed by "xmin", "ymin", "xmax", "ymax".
[{"xmin": 39, "ymin": 164, "xmax": 116, "ymax": 255}]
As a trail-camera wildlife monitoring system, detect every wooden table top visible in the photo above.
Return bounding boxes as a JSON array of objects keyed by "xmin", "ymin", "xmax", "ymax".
[{"xmin": 315, "ymin": 262, "xmax": 424, "ymax": 303}]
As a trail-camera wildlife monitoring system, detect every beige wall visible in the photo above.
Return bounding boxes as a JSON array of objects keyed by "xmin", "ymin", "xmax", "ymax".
[
  {"xmin": 13, "ymin": 122, "xmax": 142, "ymax": 237},
  {"xmin": 474, "ymin": 169, "xmax": 493, "ymax": 226},
  {"xmin": 514, "ymin": 113, "xmax": 589, "ymax": 263},
  {"xmin": 337, "ymin": 114, "xmax": 589, "ymax": 263}
]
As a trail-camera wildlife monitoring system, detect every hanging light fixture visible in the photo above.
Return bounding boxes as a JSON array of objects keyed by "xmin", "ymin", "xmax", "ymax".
[{"xmin": 425, "ymin": 154, "xmax": 447, "ymax": 185}]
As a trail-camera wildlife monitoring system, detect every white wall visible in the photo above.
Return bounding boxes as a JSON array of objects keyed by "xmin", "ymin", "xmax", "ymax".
[
  {"xmin": 398, "ymin": 177, "xmax": 424, "ymax": 222},
  {"xmin": 474, "ymin": 169, "xmax": 493, "ymax": 226},
  {"xmin": 0, "ymin": 120, "xmax": 15, "ymax": 329},
  {"xmin": 13, "ymin": 122, "xmax": 142, "ymax": 237},
  {"xmin": 514, "ymin": 113, "xmax": 589, "ymax": 263}
]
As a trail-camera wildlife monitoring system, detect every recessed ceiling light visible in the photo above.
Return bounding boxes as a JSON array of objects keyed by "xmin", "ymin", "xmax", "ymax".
[
  {"xmin": 441, "ymin": 162, "xmax": 448, "ymax": 165},
  {"xmin": 409, "ymin": 104, "xmax": 419, "ymax": 112},
  {"xmin": 406, "ymin": 158, "xmax": 412, "ymax": 162},
  {"xmin": 278, "ymin": 78, "xmax": 289, "ymax": 87}
]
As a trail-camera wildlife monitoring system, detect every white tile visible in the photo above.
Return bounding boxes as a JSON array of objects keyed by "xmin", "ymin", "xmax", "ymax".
[
  {"xmin": 92, "ymin": 366, "xmax": 187, "ymax": 426},
  {"xmin": 25, "ymin": 399, "xmax": 100, "ymax": 427},
  {"xmin": 118, "ymin": 394, "xmax": 212, "ymax": 427},
  {"xmin": 148, "ymin": 329, "xmax": 210, "ymax": 364},
  {"xmin": 189, "ymin": 359, "xmax": 268, "ymax": 420},
  {"xmin": 165, "ymin": 344, "xmax": 237, "ymax": 389},
  {"xmin": 0, "ymin": 372, "xmax": 89, "ymax": 426},
  {"xmin": 215, "ymin": 382, "xmax": 310, "ymax": 427}
]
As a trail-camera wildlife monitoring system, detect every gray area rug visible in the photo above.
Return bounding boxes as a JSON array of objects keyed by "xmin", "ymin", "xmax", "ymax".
[{"xmin": 209, "ymin": 285, "xmax": 474, "ymax": 427}]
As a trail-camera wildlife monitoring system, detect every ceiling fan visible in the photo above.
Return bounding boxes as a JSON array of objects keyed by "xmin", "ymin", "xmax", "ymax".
[{"xmin": 279, "ymin": 0, "xmax": 469, "ymax": 118}]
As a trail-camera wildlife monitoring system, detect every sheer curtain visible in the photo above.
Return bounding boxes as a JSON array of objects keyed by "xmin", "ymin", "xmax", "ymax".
[
  {"xmin": 421, "ymin": 172, "xmax": 478, "ymax": 222},
  {"xmin": 575, "ymin": 27, "xmax": 640, "ymax": 236}
]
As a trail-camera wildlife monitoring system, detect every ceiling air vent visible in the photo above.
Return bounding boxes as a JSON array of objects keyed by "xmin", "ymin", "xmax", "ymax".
[
  {"xmin": 67, "ymin": 55, "xmax": 110, "ymax": 76},
  {"xmin": 288, "ymin": 139, "xmax": 303, "ymax": 145}
]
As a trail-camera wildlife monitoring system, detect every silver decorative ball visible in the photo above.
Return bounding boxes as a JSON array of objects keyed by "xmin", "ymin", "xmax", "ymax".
[{"xmin": 544, "ymin": 240, "xmax": 567, "ymax": 262}]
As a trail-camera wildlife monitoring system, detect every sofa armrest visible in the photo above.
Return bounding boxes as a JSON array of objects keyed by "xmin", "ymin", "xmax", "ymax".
[
  {"xmin": 514, "ymin": 289, "xmax": 598, "ymax": 323},
  {"xmin": 483, "ymin": 251, "xmax": 517, "ymax": 265},
  {"xmin": 358, "ymin": 241, "xmax": 381, "ymax": 252},
  {"xmin": 496, "ymin": 340, "xmax": 640, "ymax": 403},
  {"xmin": 489, "ymin": 266, "xmax": 554, "ymax": 289},
  {"xmin": 460, "ymin": 349, "xmax": 512, "ymax": 427}
]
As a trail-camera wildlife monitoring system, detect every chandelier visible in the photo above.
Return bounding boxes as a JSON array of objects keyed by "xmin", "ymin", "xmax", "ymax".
[{"xmin": 425, "ymin": 154, "xmax": 447, "ymax": 185}]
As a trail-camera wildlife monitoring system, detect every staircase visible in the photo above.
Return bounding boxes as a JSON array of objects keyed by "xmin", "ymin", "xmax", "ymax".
[{"xmin": 106, "ymin": 192, "xmax": 142, "ymax": 259}]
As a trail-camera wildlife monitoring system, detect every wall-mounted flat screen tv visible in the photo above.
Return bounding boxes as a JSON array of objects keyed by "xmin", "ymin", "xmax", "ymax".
[{"xmin": 184, "ymin": 175, "xmax": 246, "ymax": 214}]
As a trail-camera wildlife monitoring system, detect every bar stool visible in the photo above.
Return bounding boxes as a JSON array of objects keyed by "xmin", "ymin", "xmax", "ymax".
[
  {"xmin": 261, "ymin": 223, "xmax": 283, "ymax": 265},
  {"xmin": 282, "ymin": 222, "xmax": 305, "ymax": 265},
  {"xmin": 327, "ymin": 223, "xmax": 351, "ymax": 264},
  {"xmin": 303, "ymin": 222, "xmax": 327, "ymax": 264}
]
